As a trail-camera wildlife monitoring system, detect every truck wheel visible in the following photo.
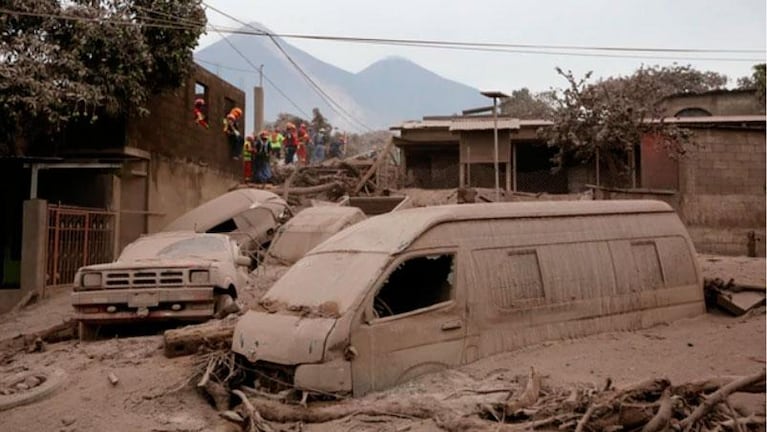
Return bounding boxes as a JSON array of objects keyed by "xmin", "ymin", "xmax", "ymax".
[
  {"xmin": 214, "ymin": 294, "xmax": 239, "ymax": 318},
  {"xmin": 77, "ymin": 322, "xmax": 100, "ymax": 341}
]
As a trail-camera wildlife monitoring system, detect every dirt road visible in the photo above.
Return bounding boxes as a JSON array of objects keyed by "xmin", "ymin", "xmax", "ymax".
[{"xmin": 0, "ymin": 255, "xmax": 763, "ymax": 431}]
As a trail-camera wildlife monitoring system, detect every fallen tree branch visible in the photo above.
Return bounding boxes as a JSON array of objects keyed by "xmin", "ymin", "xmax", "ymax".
[
  {"xmin": 641, "ymin": 388, "xmax": 672, "ymax": 432},
  {"xmin": 679, "ymin": 370, "xmax": 766, "ymax": 432}
]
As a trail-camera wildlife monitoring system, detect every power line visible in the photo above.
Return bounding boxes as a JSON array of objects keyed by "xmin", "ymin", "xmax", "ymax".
[
  {"xmin": 1, "ymin": 7, "xmax": 763, "ymax": 63},
  {"xmin": 211, "ymin": 28, "xmax": 311, "ymax": 119},
  {"xmin": 203, "ymin": 3, "xmax": 375, "ymax": 132}
]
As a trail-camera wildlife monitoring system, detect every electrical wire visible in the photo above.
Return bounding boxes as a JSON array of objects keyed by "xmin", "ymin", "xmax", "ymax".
[
  {"xmin": 203, "ymin": 3, "xmax": 374, "ymax": 132},
  {"xmin": 212, "ymin": 28, "xmax": 311, "ymax": 119},
  {"xmin": 1, "ymin": 7, "xmax": 763, "ymax": 63}
]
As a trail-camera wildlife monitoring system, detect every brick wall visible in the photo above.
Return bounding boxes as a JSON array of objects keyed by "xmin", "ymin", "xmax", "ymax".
[
  {"xmin": 125, "ymin": 64, "xmax": 245, "ymax": 174},
  {"xmin": 679, "ymin": 128, "xmax": 766, "ymax": 256}
]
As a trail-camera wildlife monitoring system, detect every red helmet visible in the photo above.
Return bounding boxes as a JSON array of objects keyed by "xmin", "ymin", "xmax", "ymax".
[
  {"xmin": 194, "ymin": 98, "xmax": 205, "ymax": 107},
  {"xmin": 231, "ymin": 107, "xmax": 243, "ymax": 118}
]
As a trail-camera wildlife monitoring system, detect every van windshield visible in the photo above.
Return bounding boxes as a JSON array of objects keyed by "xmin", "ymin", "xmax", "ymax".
[{"xmin": 262, "ymin": 252, "xmax": 389, "ymax": 315}]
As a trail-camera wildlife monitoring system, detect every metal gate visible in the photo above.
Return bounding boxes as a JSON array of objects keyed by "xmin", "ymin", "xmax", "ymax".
[{"xmin": 46, "ymin": 205, "xmax": 116, "ymax": 287}]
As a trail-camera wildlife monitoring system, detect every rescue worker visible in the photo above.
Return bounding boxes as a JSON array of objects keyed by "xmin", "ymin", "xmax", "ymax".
[
  {"xmin": 193, "ymin": 98, "xmax": 209, "ymax": 129},
  {"xmin": 329, "ymin": 134, "xmax": 343, "ymax": 159},
  {"xmin": 297, "ymin": 123, "xmax": 309, "ymax": 165},
  {"xmin": 313, "ymin": 128, "xmax": 326, "ymax": 162},
  {"xmin": 270, "ymin": 128, "xmax": 284, "ymax": 160},
  {"xmin": 242, "ymin": 135, "xmax": 254, "ymax": 182},
  {"xmin": 253, "ymin": 130, "xmax": 272, "ymax": 184},
  {"xmin": 223, "ymin": 113, "xmax": 242, "ymax": 159},
  {"xmin": 283, "ymin": 123, "xmax": 298, "ymax": 164}
]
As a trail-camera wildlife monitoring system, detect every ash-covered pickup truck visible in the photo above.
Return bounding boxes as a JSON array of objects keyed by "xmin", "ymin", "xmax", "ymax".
[{"xmin": 72, "ymin": 231, "xmax": 250, "ymax": 339}]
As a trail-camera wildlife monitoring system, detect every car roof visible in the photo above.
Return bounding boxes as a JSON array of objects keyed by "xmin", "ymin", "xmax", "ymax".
[
  {"xmin": 163, "ymin": 189, "xmax": 286, "ymax": 232},
  {"xmin": 309, "ymin": 200, "xmax": 674, "ymax": 255}
]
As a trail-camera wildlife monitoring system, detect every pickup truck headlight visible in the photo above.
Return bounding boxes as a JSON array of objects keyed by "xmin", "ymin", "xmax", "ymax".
[
  {"xmin": 189, "ymin": 270, "xmax": 210, "ymax": 284},
  {"xmin": 81, "ymin": 273, "xmax": 102, "ymax": 288}
]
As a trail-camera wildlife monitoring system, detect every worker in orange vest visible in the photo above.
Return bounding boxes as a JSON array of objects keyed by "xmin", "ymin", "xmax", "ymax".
[
  {"xmin": 297, "ymin": 123, "xmax": 309, "ymax": 165},
  {"xmin": 283, "ymin": 123, "xmax": 298, "ymax": 164}
]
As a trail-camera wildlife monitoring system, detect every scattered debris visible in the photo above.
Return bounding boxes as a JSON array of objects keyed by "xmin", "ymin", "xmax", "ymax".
[
  {"xmin": 704, "ymin": 278, "xmax": 766, "ymax": 316},
  {"xmin": 163, "ymin": 318, "xmax": 237, "ymax": 358}
]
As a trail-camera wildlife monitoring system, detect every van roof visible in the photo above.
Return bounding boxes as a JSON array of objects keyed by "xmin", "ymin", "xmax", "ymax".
[
  {"xmin": 163, "ymin": 189, "xmax": 284, "ymax": 232},
  {"xmin": 310, "ymin": 200, "xmax": 674, "ymax": 255}
]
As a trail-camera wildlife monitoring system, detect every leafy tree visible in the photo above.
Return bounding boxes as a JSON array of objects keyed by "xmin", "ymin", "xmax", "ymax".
[
  {"xmin": 542, "ymin": 64, "xmax": 727, "ymax": 185},
  {"xmin": 500, "ymin": 88, "xmax": 555, "ymax": 119},
  {"xmin": 0, "ymin": 0, "xmax": 206, "ymax": 155},
  {"xmin": 267, "ymin": 112, "xmax": 309, "ymax": 131},
  {"xmin": 737, "ymin": 63, "xmax": 766, "ymax": 105}
]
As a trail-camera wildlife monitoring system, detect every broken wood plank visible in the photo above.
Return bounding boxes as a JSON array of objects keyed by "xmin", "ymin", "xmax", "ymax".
[
  {"xmin": 163, "ymin": 319, "xmax": 236, "ymax": 358},
  {"xmin": 715, "ymin": 291, "xmax": 765, "ymax": 316},
  {"xmin": 352, "ymin": 139, "xmax": 395, "ymax": 195}
]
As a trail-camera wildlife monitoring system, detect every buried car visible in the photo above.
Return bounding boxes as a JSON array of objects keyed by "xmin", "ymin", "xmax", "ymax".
[
  {"xmin": 72, "ymin": 231, "xmax": 251, "ymax": 339},
  {"xmin": 163, "ymin": 189, "xmax": 292, "ymax": 263},
  {"xmin": 232, "ymin": 200, "xmax": 704, "ymax": 397}
]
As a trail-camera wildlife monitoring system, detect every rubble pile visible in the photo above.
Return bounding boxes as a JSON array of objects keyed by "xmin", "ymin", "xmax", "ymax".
[
  {"xmin": 704, "ymin": 278, "xmax": 766, "ymax": 316},
  {"xmin": 196, "ymin": 360, "xmax": 766, "ymax": 432}
]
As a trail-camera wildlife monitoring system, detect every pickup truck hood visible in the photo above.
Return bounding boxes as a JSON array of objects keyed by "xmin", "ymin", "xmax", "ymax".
[
  {"xmin": 232, "ymin": 311, "xmax": 336, "ymax": 365},
  {"xmin": 81, "ymin": 258, "xmax": 214, "ymax": 271}
]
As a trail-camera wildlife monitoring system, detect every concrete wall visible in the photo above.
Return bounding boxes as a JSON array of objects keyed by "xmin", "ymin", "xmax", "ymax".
[
  {"xmin": 0, "ymin": 199, "xmax": 47, "ymax": 313},
  {"xmin": 662, "ymin": 90, "xmax": 765, "ymax": 117},
  {"xmin": 146, "ymin": 154, "xmax": 240, "ymax": 234},
  {"xmin": 678, "ymin": 128, "xmax": 766, "ymax": 256}
]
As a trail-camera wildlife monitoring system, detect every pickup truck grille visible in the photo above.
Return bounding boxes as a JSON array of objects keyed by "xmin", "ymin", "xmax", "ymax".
[{"xmin": 104, "ymin": 269, "xmax": 186, "ymax": 288}]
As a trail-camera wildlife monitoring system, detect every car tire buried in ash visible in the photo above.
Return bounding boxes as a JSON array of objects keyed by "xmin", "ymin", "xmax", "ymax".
[
  {"xmin": 214, "ymin": 293, "xmax": 239, "ymax": 319},
  {"xmin": 78, "ymin": 321, "xmax": 100, "ymax": 341},
  {"xmin": 0, "ymin": 368, "xmax": 67, "ymax": 412}
]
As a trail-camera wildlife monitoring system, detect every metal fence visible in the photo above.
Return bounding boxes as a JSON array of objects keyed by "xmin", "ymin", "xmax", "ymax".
[{"xmin": 46, "ymin": 205, "xmax": 116, "ymax": 287}]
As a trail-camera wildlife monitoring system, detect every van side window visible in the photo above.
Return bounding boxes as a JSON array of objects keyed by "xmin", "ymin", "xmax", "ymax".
[
  {"xmin": 473, "ymin": 249, "xmax": 544, "ymax": 308},
  {"xmin": 630, "ymin": 241, "xmax": 664, "ymax": 290},
  {"xmin": 373, "ymin": 254, "xmax": 454, "ymax": 319},
  {"xmin": 655, "ymin": 237, "xmax": 697, "ymax": 286},
  {"xmin": 208, "ymin": 218, "xmax": 237, "ymax": 233}
]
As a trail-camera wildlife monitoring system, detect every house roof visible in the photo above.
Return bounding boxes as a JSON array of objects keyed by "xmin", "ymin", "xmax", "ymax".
[
  {"xmin": 310, "ymin": 200, "xmax": 673, "ymax": 255},
  {"xmin": 449, "ymin": 117, "xmax": 520, "ymax": 131}
]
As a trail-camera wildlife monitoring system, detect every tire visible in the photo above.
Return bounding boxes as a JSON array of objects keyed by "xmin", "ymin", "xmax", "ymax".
[
  {"xmin": 214, "ymin": 294, "xmax": 239, "ymax": 319},
  {"xmin": 0, "ymin": 368, "xmax": 67, "ymax": 412},
  {"xmin": 77, "ymin": 322, "xmax": 100, "ymax": 341}
]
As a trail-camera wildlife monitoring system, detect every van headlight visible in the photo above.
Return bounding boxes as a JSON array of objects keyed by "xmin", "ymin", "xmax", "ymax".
[
  {"xmin": 189, "ymin": 270, "xmax": 210, "ymax": 284},
  {"xmin": 81, "ymin": 273, "xmax": 102, "ymax": 288}
]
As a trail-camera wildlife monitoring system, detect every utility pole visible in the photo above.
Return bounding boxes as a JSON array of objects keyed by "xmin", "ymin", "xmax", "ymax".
[
  {"xmin": 481, "ymin": 91, "xmax": 509, "ymax": 202},
  {"xmin": 253, "ymin": 65, "xmax": 264, "ymax": 133}
]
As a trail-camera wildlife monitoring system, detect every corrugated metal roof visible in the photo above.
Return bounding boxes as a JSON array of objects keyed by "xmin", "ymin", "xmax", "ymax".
[
  {"xmin": 396, "ymin": 119, "xmax": 453, "ymax": 130},
  {"xmin": 449, "ymin": 117, "xmax": 520, "ymax": 131},
  {"xmin": 310, "ymin": 200, "xmax": 673, "ymax": 255}
]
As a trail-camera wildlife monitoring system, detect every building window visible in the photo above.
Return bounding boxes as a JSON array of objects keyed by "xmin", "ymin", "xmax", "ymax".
[{"xmin": 372, "ymin": 254, "xmax": 454, "ymax": 319}]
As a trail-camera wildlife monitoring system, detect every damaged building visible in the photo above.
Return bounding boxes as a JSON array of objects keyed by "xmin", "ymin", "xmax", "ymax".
[
  {"xmin": 392, "ymin": 89, "xmax": 766, "ymax": 257},
  {"xmin": 0, "ymin": 64, "xmax": 246, "ymax": 312}
]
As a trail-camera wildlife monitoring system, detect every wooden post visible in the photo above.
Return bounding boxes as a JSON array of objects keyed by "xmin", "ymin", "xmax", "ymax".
[
  {"xmin": 595, "ymin": 147, "xmax": 601, "ymax": 187},
  {"xmin": 459, "ymin": 163, "xmax": 465, "ymax": 188},
  {"xmin": 506, "ymin": 162, "xmax": 511, "ymax": 193},
  {"xmin": 467, "ymin": 145, "xmax": 472, "ymax": 187},
  {"xmin": 353, "ymin": 138, "xmax": 396, "ymax": 195}
]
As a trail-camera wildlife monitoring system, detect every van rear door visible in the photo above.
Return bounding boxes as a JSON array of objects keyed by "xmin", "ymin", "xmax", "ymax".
[{"xmin": 349, "ymin": 250, "xmax": 465, "ymax": 395}]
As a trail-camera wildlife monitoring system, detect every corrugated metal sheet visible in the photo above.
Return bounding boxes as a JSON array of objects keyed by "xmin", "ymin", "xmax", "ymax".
[
  {"xmin": 311, "ymin": 200, "xmax": 674, "ymax": 255},
  {"xmin": 449, "ymin": 117, "xmax": 520, "ymax": 131},
  {"xmin": 395, "ymin": 119, "xmax": 453, "ymax": 130}
]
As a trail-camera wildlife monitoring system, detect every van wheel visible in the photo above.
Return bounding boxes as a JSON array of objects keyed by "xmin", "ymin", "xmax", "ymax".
[
  {"xmin": 214, "ymin": 293, "xmax": 240, "ymax": 318},
  {"xmin": 78, "ymin": 322, "xmax": 99, "ymax": 341}
]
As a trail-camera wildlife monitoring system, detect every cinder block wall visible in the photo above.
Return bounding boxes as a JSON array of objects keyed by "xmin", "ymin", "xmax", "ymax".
[
  {"xmin": 679, "ymin": 128, "xmax": 766, "ymax": 256},
  {"xmin": 125, "ymin": 64, "xmax": 245, "ymax": 174}
]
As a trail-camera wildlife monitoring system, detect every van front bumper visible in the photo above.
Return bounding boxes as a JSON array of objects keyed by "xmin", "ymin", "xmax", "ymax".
[
  {"xmin": 294, "ymin": 359, "xmax": 352, "ymax": 394},
  {"xmin": 72, "ymin": 287, "xmax": 215, "ymax": 322}
]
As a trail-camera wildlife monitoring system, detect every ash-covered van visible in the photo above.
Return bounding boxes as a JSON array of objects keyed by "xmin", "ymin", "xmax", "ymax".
[{"xmin": 232, "ymin": 200, "xmax": 703, "ymax": 396}]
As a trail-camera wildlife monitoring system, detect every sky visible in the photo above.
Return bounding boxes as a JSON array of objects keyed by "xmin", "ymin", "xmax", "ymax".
[{"xmin": 198, "ymin": 0, "xmax": 766, "ymax": 94}]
